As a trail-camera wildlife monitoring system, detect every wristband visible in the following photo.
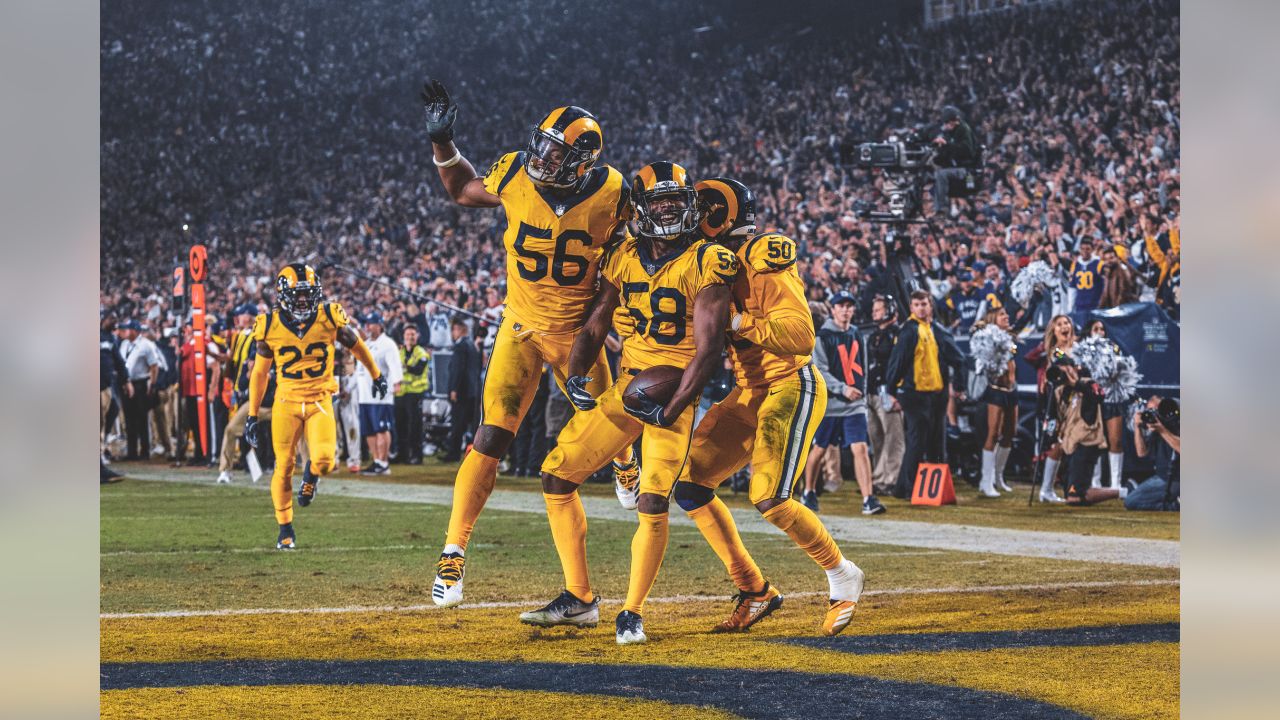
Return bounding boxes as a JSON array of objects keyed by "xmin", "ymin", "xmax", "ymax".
[
  {"xmin": 433, "ymin": 149, "xmax": 463, "ymax": 168},
  {"xmin": 730, "ymin": 313, "xmax": 744, "ymax": 332}
]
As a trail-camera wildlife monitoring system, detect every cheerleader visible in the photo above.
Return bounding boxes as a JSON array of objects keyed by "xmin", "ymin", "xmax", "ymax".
[
  {"xmin": 970, "ymin": 306, "xmax": 1018, "ymax": 497},
  {"xmin": 1024, "ymin": 314, "xmax": 1077, "ymax": 502},
  {"xmin": 1080, "ymin": 320, "xmax": 1142, "ymax": 488}
]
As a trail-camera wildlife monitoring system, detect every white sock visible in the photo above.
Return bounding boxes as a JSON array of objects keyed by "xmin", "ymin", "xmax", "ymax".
[
  {"xmin": 825, "ymin": 558, "xmax": 864, "ymax": 601},
  {"xmin": 1090, "ymin": 458, "xmax": 1102, "ymax": 488},
  {"xmin": 980, "ymin": 450, "xmax": 996, "ymax": 492},
  {"xmin": 1041, "ymin": 458, "xmax": 1060, "ymax": 495},
  {"xmin": 1109, "ymin": 452, "xmax": 1124, "ymax": 488},
  {"xmin": 995, "ymin": 446, "xmax": 1011, "ymax": 483},
  {"xmin": 442, "ymin": 544, "xmax": 464, "ymax": 557}
]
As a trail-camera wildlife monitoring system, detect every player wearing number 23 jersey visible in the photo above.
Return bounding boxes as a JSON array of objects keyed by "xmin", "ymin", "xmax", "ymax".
[
  {"xmin": 419, "ymin": 80, "xmax": 638, "ymax": 608},
  {"xmin": 673, "ymin": 178, "xmax": 865, "ymax": 638},
  {"xmin": 246, "ymin": 263, "xmax": 386, "ymax": 550},
  {"xmin": 525, "ymin": 161, "xmax": 737, "ymax": 645}
]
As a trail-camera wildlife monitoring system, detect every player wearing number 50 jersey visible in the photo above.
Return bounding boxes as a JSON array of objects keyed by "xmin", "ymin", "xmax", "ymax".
[
  {"xmin": 419, "ymin": 79, "xmax": 638, "ymax": 608},
  {"xmin": 244, "ymin": 264, "xmax": 387, "ymax": 550},
  {"xmin": 673, "ymin": 178, "xmax": 865, "ymax": 637}
]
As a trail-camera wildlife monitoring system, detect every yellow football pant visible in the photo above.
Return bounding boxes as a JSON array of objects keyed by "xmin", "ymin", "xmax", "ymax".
[
  {"xmin": 541, "ymin": 373, "xmax": 696, "ymax": 613},
  {"xmin": 270, "ymin": 396, "xmax": 337, "ymax": 525},
  {"xmin": 681, "ymin": 364, "xmax": 843, "ymax": 584},
  {"xmin": 443, "ymin": 318, "xmax": 626, "ymax": 549}
]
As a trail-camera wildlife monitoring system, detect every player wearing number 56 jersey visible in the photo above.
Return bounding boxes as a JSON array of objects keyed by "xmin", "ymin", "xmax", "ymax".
[
  {"xmin": 673, "ymin": 178, "xmax": 865, "ymax": 637},
  {"xmin": 245, "ymin": 264, "xmax": 387, "ymax": 550},
  {"xmin": 521, "ymin": 162, "xmax": 737, "ymax": 645},
  {"xmin": 419, "ymin": 80, "xmax": 638, "ymax": 608}
]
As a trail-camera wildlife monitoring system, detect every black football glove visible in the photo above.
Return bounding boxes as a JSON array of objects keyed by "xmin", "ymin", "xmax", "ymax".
[
  {"xmin": 565, "ymin": 375, "xmax": 596, "ymax": 411},
  {"xmin": 624, "ymin": 390, "xmax": 673, "ymax": 427},
  {"xmin": 245, "ymin": 416, "xmax": 261, "ymax": 450},
  {"xmin": 372, "ymin": 375, "xmax": 389, "ymax": 400},
  {"xmin": 420, "ymin": 79, "xmax": 458, "ymax": 144}
]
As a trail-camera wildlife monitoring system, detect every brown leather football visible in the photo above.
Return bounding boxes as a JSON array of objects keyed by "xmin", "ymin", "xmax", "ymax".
[{"xmin": 623, "ymin": 365, "xmax": 684, "ymax": 411}]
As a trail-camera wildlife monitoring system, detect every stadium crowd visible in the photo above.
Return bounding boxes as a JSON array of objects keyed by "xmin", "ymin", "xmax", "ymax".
[{"xmin": 100, "ymin": 0, "xmax": 1179, "ymax": 502}]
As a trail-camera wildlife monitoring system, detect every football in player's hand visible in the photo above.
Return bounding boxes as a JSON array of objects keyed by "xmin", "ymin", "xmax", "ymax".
[{"xmin": 623, "ymin": 365, "xmax": 684, "ymax": 411}]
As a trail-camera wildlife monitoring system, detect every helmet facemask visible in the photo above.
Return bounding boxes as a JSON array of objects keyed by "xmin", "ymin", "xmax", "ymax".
[
  {"xmin": 526, "ymin": 129, "xmax": 594, "ymax": 189},
  {"xmin": 278, "ymin": 280, "xmax": 322, "ymax": 322},
  {"xmin": 634, "ymin": 183, "xmax": 700, "ymax": 241}
]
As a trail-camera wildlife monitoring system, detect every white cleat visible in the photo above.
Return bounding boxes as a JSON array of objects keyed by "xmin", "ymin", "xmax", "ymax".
[
  {"xmin": 519, "ymin": 590, "xmax": 600, "ymax": 628},
  {"xmin": 613, "ymin": 460, "xmax": 640, "ymax": 510},
  {"xmin": 823, "ymin": 559, "xmax": 865, "ymax": 636},
  {"xmin": 615, "ymin": 610, "xmax": 647, "ymax": 644},
  {"xmin": 431, "ymin": 552, "xmax": 466, "ymax": 607},
  {"xmin": 216, "ymin": 471, "xmax": 232, "ymax": 484}
]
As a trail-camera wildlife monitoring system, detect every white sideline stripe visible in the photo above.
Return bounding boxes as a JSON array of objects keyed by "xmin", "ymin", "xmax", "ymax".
[
  {"xmin": 100, "ymin": 579, "xmax": 1179, "ymax": 620},
  {"xmin": 121, "ymin": 471, "xmax": 1181, "ymax": 568}
]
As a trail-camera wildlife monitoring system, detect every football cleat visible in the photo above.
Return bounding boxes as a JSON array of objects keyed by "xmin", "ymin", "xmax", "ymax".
[
  {"xmin": 822, "ymin": 559, "xmax": 865, "ymax": 636},
  {"xmin": 298, "ymin": 462, "xmax": 318, "ymax": 507},
  {"xmin": 431, "ymin": 552, "xmax": 466, "ymax": 607},
  {"xmin": 613, "ymin": 459, "xmax": 640, "ymax": 510},
  {"xmin": 615, "ymin": 610, "xmax": 647, "ymax": 645},
  {"xmin": 276, "ymin": 524, "xmax": 296, "ymax": 551},
  {"xmin": 519, "ymin": 590, "xmax": 599, "ymax": 628},
  {"xmin": 713, "ymin": 582, "xmax": 783, "ymax": 633}
]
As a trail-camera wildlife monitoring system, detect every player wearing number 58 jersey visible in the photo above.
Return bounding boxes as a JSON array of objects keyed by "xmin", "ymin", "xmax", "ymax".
[
  {"xmin": 245, "ymin": 264, "xmax": 387, "ymax": 550},
  {"xmin": 673, "ymin": 178, "xmax": 865, "ymax": 637},
  {"xmin": 419, "ymin": 80, "xmax": 638, "ymax": 608},
  {"xmin": 521, "ymin": 161, "xmax": 737, "ymax": 645}
]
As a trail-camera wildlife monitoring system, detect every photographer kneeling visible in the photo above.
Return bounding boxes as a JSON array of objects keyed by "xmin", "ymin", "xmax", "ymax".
[
  {"xmin": 1124, "ymin": 397, "xmax": 1180, "ymax": 511},
  {"xmin": 1043, "ymin": 354, "xmax": 1108, "ymax": 505},
  {"xmin": 932, "ymin": 105, "xmax": 980, "ymax": 214}
]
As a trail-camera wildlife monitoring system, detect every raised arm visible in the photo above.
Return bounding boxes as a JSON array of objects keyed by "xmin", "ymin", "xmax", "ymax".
[
  {"xmin": 421, "ymin": 80, "xmax": 501, "ymax": 208},
  {"xmin": 662, "ymin": 283, "xmax": 731, "ymax": 419}
]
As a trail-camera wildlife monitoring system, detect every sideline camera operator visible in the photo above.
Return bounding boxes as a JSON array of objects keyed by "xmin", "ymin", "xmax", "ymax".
[
  {"xmin": 1126, "ymin": 397, "xmax": 1179, "ymax": 511},
  {"xmin": 932, "ymin": 106, "xmax": 980, "ymax": 214}
]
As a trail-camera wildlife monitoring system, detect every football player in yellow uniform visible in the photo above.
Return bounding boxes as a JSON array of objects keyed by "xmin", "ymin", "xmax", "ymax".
[
  {"xmin": 420, "ymin": 80, "xmax": 639, "ymax": 607},
  {"xmin": 674, "ymin": 178, "xmax": 865, "ymax": 637},
  {"xmin": 518, "ymin": 161, "xmax": 737, "ymax": 645},
  {"xmin": 244, "ymin": 264, "xmax": 388, "ymax": 550}
]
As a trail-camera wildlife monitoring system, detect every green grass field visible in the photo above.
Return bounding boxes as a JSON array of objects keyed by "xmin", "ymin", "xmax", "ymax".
[{"xmin": 101, "ymin": 462, "xmax": 1180, "ymax": 719}]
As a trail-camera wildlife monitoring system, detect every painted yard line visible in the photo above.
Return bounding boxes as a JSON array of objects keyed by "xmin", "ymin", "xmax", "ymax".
[
  {"xmin": 122, "ymin": 471, "xmax": 1180, "ymax": 568},
  {"xmin": 102, "ymin": 545, "xmax": 945, "ymax": 558},
  {"xmin": 100, "ymin": 579, "xmax": 1179, "ymax": 619}
]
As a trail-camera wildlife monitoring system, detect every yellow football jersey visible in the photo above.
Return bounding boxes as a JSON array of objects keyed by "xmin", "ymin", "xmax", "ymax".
[
  {"xmin": 482, "ymin": 151, "xmax": 629, "ymax": 334},
  {"xmin": 728, "ymin": 232, "xmax": 813, "ymax": 387},
  {"xmin": 252, "ymin": 302, "xmax": 349, "ymax": 402},
  {"xmin": 602, "ymin": 236, "xmax": 739, "ymax": 371}
]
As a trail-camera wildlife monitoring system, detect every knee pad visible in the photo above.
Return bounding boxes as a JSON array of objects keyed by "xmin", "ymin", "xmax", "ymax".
[{"xmin": 673, "ymin": 482, "xmax": 714, "ymax": 512}]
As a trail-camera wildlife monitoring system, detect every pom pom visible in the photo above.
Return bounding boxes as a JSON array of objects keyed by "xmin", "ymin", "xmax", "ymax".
[
  {"xmin": 970, "ymin": 324, "xmax": 1016, "ymax": 380},
  {"xmin": 1010, "ymin": 260, "xmax": 1060, "ymax": 306},
  {"xmin": 1070, "ymin": 336, "xmax": 1142, "ymax": 401}
]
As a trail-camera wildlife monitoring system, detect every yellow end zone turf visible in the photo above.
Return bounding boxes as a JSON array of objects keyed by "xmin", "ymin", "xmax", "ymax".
[
  {"xmin": 102, "ymin": 585, "xmax": 1179, "ymax": 719},
  {"xmin": 101, "ymin": 685, "xmax": 739, "ymax": 720}
]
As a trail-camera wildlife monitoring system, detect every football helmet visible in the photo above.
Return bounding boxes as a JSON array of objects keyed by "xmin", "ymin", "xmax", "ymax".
[
  {"xmin": 696, "ymin": 177, "xmax": 757, "ymax": 248},
  {"xmin": 632, "ymin": 161, "xmax": 699, "ymax": 241},
  {"xmin": 526, "ymin": 106, "xmax": 603, "ymax": 189},
  {"xmin": 276, "ymin": 263, "xmax": 323, "ymax": 321}
]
